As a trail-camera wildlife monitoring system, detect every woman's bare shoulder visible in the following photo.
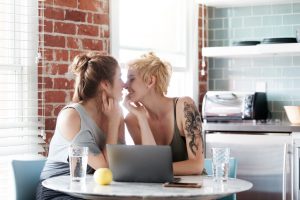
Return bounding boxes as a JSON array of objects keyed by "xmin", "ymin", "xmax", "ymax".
[
  {"xmin": 176, "ymin": 96, "xmax": 196, "ymax": 108},
  {"xmin": 57, "ymin": 108, "xmax": 81, "ymax": 140},
  {"xmin": 124, "ymin": 112, "xmax": 138, "ymax": 125}
]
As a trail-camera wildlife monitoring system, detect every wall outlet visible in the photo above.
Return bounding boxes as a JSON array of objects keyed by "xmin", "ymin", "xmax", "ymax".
[{"xmin": 256, "ymin": 81, "xmax": 266, "ymax": 92}]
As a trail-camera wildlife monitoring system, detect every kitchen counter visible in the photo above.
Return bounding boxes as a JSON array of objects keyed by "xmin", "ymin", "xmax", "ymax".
[{"xmin": 202, "ymin": 120, "xmax": 300, "ymax": 133}]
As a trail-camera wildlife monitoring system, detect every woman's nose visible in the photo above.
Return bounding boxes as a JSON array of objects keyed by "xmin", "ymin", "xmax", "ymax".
[{"xmin": 123, "ymin": 81, "xmax": 128, "ymax": 89}]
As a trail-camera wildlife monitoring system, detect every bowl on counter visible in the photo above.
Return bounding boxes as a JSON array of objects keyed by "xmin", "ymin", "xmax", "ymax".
[{"xmin": 284, "ymin": 106, "xmax": 300, "ymax": 124}]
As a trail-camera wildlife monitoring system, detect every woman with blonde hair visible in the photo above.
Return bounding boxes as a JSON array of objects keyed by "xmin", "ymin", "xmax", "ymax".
[
  {"xmin": 124, "ymin": 52, "xmax": 204, "ymax": 175},
  {"xmin": 36, "ymin": 52, "xmax": 125, "ymax": 199}
]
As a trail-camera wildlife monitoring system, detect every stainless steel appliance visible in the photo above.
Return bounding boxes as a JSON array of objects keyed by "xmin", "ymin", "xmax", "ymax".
[
  {"xmin": 202, "ymin": 91, "xmax": 268, "ymax": 121},
  {"xmin": 204, "ymin": 131, "xmax": 292, "ymax": 200}
]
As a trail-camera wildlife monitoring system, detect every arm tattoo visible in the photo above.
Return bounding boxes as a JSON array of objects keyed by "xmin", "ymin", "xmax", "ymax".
[{"xmin": 184, "ymin": 102, "xmax": 203, "ymax": 155}]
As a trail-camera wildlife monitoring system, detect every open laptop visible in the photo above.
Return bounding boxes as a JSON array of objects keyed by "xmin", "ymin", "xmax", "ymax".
[{"xmin": 106, "ymin": 144, "xmax": 174, "ymax": 183}]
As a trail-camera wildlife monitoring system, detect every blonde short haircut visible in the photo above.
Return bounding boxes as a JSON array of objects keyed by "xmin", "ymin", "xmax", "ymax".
[{"xmin": 128, "ymin": 52, "xmax": 172, "ymax": 95}]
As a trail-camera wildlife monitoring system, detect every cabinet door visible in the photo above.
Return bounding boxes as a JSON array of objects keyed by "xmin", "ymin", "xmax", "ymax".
[{"xmin": 206, "ymin": 133, "xmax": 292, "ymax": 200}]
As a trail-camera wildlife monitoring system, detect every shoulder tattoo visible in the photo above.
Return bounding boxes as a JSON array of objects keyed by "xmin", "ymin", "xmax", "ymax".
[{"xmin": 183, "ymin": 102, "xmax": 203, "ymax": 155}]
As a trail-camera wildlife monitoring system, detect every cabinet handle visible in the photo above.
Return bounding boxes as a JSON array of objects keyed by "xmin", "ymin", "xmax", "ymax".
[{"xmin": 283, "ymin": 143, "xmax": 288, "ymax": 200}]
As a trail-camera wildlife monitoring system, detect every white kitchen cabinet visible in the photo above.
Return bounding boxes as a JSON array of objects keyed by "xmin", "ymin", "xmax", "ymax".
[{"xmin": 200, "ymin": 0, "xmax": 300, "ymax": 58}]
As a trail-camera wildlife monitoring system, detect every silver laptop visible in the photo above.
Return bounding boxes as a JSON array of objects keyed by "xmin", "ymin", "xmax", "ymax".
[{"xmin": 106, "ymin": 144, "xmax": 174, "ymax": 183}]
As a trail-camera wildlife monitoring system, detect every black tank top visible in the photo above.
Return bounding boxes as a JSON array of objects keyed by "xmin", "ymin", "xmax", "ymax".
[{"xmin": 169, "ymin": 98, "xmax": 188, "ymax": 162}]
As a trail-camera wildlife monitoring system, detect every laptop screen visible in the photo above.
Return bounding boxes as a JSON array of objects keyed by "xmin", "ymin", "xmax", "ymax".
[{"xmin": 106, "ymin": 144, "xmax": 174, "ymax": 183}]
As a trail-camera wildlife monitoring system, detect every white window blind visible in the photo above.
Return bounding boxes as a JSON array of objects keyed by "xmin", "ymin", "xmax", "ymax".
[
  {"xmin": 110, "ymin": 0, "xmax": 199, "ymax": 144},
  {"xmin": 0, "ymin": 0, "xmax": 45, "ymax": 199}
]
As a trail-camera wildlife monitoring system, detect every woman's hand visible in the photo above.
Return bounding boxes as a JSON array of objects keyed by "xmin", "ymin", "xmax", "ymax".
[
  {"xmin": 102, "ymin": 92, "xmax": 122, "ymax": 122},
  {"xmin": 123, "ymin": 95, "xmax": 147, "ymax": 119}
]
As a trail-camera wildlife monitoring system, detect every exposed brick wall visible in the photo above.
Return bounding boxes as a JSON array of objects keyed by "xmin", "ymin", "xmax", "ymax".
[
  {"xmin": 198, "ymin": 5, "xmax": 208, "ymax": 112},
  {"xmin": 38, "ymin": 1, "xmax": 208, "ymax": 144},
  {"xmin": 39, "ymin": 0, "xmax": 110, "ymax": 144}
]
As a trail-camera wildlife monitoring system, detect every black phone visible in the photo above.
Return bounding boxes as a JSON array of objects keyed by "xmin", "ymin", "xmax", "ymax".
[{"xmin": 163, "ymin": 181, "xmax": 202, "ymax": 188}]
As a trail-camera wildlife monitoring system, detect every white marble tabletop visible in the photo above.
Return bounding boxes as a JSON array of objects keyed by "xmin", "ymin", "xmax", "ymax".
[{"xmin": 42, "ymin": 175, "xmax": 252, "ymax": 200}]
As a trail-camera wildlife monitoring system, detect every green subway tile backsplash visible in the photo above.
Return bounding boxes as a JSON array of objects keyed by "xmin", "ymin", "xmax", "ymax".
[
  {"xmin": 283, "ymin": 14, "xmax": 300, "ymax": 25},
  {"xmin": 293, "ymin": 3, "xmax": 300, "ymax": 13},
  {"xmin": 214, "ymin": 30, "xmax": 229, "ymax": 39},
  {"xmin": 262, "ymin": 16, "xmax": 282, "ymax": 26},
  {"xmin": 232, "ymin": 7, "xmax": 252, "ymax": 17},
  {"xmin": 230, "ymin": 18, "xmax": 243, "ymax": 28},
  {"xmin": 272, "ymin": 4, "xmax": 292, "ymax": 14},
  {"xmin": 244, "ymin": 16, "xmax": 262, "ymax": 27},
  {"xmin": 208, "ymin": 19, "xmax": 223, "ymax": 29},
  {"xmin": 208, "ymin": 3, "xmax": 300, "ymax": 121},
  {"xmin": 214, "ymin": 8, "xmax": 231, "ymax": 18},
  {"xmin": 253, "ymin": 5, "xmax": 272, "ymax": 15}
]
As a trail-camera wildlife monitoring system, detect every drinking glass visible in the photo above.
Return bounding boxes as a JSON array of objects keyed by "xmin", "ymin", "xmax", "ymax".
[
  {"xmin": 212, "ymin": 147, "xmax": 230, "ymax": 182},
  {"xmin": 69, "ymin": 146, "xmax": 88, "ymax": 182}
]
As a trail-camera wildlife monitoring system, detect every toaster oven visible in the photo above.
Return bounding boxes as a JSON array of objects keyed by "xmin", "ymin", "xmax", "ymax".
[{"xmin": 202, "ymin": 91, "xmax": 269, "ymax": 122}]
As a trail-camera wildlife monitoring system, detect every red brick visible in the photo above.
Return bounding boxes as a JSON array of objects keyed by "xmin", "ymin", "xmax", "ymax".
[
  {"xmin": 102, "ymin": 28, "xmax": 110, "ymax": 38},
  {"xmin": 45, "ymin": 91, "xmax": 67, "ymax": 103},
  {"xmin": 103, "ymin": 40, "xmax": 109, "ymax": 52},
  {"xmin": 78, "ymin": 24, "xmax": 99, "ymax": 37},
  {"xmin": 65, "ymin": 10, "xmax": 86, "ymax": 22},
  {"xmin": 44, "ymin": 34, "xmax": 65, "ymax": 48},
  {"xmin": 50, "ymin": 63, "xmax": 69, "ymax": 75},
  {"xmin": 53, "ymin": 78, "xmax": 72, "ymax": 89},
  {"xmin": 87, "ymin": 13, "xmax": 93, "ymax": 23},
  {"xmin": 45, "ymin": 131, "xmax": 54, "ymax": 144},
  {"xmin": 54, "ymin": 104, "xmax": 65, "ymax": 115},
  {"xmin": 38, "ymin": 66, "xmax": 43, "ymax": 75},
  {"xmin": 66, "ymin": 37, "xmax": 81, "ymax": 49},
  {"xmin": 69, "ymin": 79, "xmax": 75, "ymax": 89},
  {"xmin": 70, "ymin": 50, "xmax": 85, "ymax": 61},
  {"xmin": 54, "ymin": 49, "xmax": 69, "ymax": 61},
  {"xmin": 45, "ymin": 105, "xmax": 54, "ymax": 116},
  {"xmin": 44, "ymin": 7, "xmax": 64, "ymax": 20},
  {"xmin": 44, "ymin": 20, "xmax": 53, "ymax": 33},
  {"xmin": 54, "ymin": 22, "xmax": 76, "ymax": 34},
  {"xmin": 38, "ymin": 77, "xmax": 43, "ymax": 89},
  {"xmin": 44, "ymin": 48, "xmax": 53, "ymax": 61},
  {"xmin": 82, "ymin": 39, "xmax": 102, "ymax": 50},
  {"xmin": 45, "ymin": 117, "xmax": 57, "ymax": 131},
  {"xmin": 94, "ymin": 14, "xmax": 109, "ymax": 25},
  {"xmin": 79, "ymin": 0, "xmax": 100, "ymax": 11},
  {"xmin": 54, "ymin": 0, "xmax": 77, "ymax": 8},
  {"xmin": 44, "ymin": 76, "xmax": 54, "ymax": 89},
  {"xmin": 102, "ymin": 1, "xmax": 109, "ymax": 13},
  {"xmin": 45, "ymin": 0, "xmax": 54, "ymax": 5}
]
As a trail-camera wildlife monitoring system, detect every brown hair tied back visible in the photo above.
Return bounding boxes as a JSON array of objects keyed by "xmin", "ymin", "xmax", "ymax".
[{"xmin": 70, "ymin": 52, "xmax": 118, "ymax": 102}]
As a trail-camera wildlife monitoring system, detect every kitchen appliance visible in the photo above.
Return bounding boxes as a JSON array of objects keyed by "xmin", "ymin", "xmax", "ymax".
[
  {"xmin": 202, "ymin": 91, "xmax": 269, "ymax": 122},
  {"xmin": 204, "ymin": 131, "xmax": 292, "ymax": 200}
]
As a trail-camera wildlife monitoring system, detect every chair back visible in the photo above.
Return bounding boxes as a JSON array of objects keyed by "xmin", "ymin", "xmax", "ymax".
[
  {"xmin": 12, "ymin": 159, "xmax": 46, "ymax": 200},
  {"xmin": 204, "ymin": 157, "xmax": 237, "ymax": 200}
]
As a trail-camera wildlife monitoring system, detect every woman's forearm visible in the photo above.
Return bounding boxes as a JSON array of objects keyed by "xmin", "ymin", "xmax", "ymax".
[
  {"xmin": 173, "ymin": 159, "xmax": 203, "ymax": 176},
  {"xmin": 137, "ymin": 117, "xmax": 156, "ymax": 145}
]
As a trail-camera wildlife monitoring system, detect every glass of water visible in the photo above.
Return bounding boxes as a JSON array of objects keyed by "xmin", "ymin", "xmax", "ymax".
[
  {"xmin": 212, "ymin": 147, "xmax": 230, "ymax": 182},
  {"xmin": 69, "ymin": 146, "xmax": 88, "ymax": 182}
]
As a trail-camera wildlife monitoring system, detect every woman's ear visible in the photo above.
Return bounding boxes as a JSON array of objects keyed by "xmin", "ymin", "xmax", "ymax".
[
  {"xmin": 99, "ymin": 80, "xmax": 111, "ymax": 93},
  {"xmin": 146, "ymin": 75, "xmax": 156, "ymax": 89}
]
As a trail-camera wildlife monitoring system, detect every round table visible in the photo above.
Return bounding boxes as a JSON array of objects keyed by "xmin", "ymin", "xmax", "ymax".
[{"xmin": 42, "ymin": 175, "xmax": 252, "ymax": 200}]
